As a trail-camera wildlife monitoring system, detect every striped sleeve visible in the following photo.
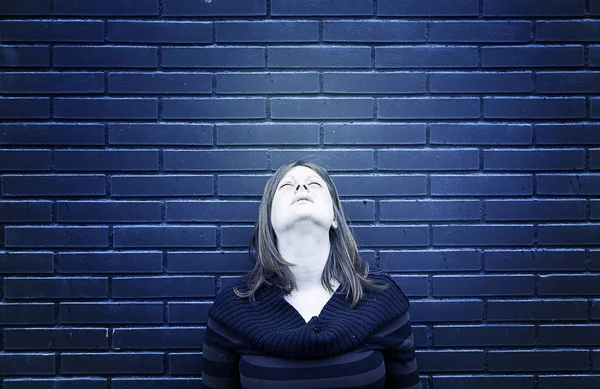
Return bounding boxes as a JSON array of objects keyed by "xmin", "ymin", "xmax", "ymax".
[
  {"xmin": 201, "ymin": 318, "xmax": 242, "ymax": 389},
  {"xmin": 370, "ymin": 312, "xmax": 422, "ymax": 389}
]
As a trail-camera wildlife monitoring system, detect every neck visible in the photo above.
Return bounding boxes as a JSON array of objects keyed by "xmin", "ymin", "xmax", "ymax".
[{"xmin": 276, "ymin": 224, "xmax": 332, "ymax": 293}]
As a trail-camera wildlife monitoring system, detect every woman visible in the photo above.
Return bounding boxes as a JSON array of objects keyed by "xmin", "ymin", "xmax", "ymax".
[{"xmin": 201, "ymin": 160, "xmax": 422, "ymax": 389}]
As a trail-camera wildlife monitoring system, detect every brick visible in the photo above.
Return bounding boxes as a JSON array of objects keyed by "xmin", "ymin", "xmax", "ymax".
[
  {"xmin": 0, "ymin": 252, "xmax": 53, "ymax": 274},
  {"xmin": 60, "ymin": 302, "xmax": 163, "ymax": 324},
  {"xmin": 165, "ymin": 150, "xmax": 266, "ymax": 171},
  {"xmin": 2, "ymin": 174, "xmax": 105, "ymax": 196},
  {"xmin": 324, "ymin": 21, "xmax": 425, "ymax": 42},
  {"xmin": 486, "ymin": 200, "xmax": 586, "ymax": 222},
  {"xmin": 539, "ymin": 325, "xmax": 600, "ymax": 346},
  {"xmin": 489, "ymin": 350, "xmax": 588, "ymax": 372},
  {"xmin": 592, "ymin": 45, "xmax": 600, "ymax": 67},
  {"xmin": 0, "ymin": 72, "xmax": 104, "ymax": 94},
  {"xmin": 342, "ymin": 200, "xmax": 376, "ymax": 222},
  {"xmin": 594, "ymin": 300, "xmax": 600, "ymax": 319},
  {"xmin": 271, "ymin": 149, "xmax": 373, "ymax": 171},
  {"xmin": 0, "ymin": 149, "xmax": 51, "ymax": 171},
  {"xmin": 593, "ymin": 251, "xmax": 600, "ymax": 271},
  {"xmin": 112, "ymin": 379, "xmax": 201, "ymax": 389},
  {"xmin": 0, "ymin": 303, "xmax": 55, "ymax": 325},
  {"xmin": 109, "ymin": 72, "xmax": 211, "ymax": 94},
  {"xmin": 4, "ymin": 277, "xmax": 108, "ymax": 299},
  {"xmin": 409, "ymin": 300, "xmax": 482, "ymax": 322},
  {"xmin": 167, "ymin": 251, "xmax": 252, "ymax": 273},
  {"xmin": 536, "ymin": 21, "xmax": 600, "ymax": 42},
  {"xmin": 163, "ymin": 0, "xmax": 265, "ymax": 15},
  {"xmin": 539, "ymin": 225, "xmax": 600, "ymax": 246},
  {"xmin": 55, "ymin": 98, "xmax": 158, "ymax": 119},
  {"xmin": 431, "ymin": 124, "xmax": 531, "ymax": 145},
  {"xmin": 4, "ymin": 328, "xmax": 108, "ymax": 350},
  {"xmin": 594, "ymin": 0, "xmax": 600, "ymax": 14},
  {"xmin": 536, "ymin": 124, "xmax": 600, "ymax": 145},
  {"xmin": 0, "ymin": 45, "xmax": 50, "ymax": 67},
  {"xmin": 113, "ymin": 276, "xmax": 215, "ymax": 299},
  {"xmin": 57, "ymin": 201, "xmax": 161, "ymax": 223},
  {"xmin": 217, "ymin": 21, "xmax": 317, "ymax": 43},
  {"xmin": 483, "ymin": 45, "xmax": 584, "ymax": 67},
  {"xmin": 379, "ymin": 149, "xmax": 479, "ymax": 171},
  {"xmin": 111, "ymin": 175, "xmax": 213, "ymax": 197},
  {"xmin": 0, "ymin": 0, "xmax": 51, "ymax": 15},
  {"xmin": 378, "ymin": 98, "xmax": 480, "ymax": 119},
  {"xmin": 56, "ymin": 150, "xmax": 159, "ymax": 171},
  {"xmin": 417, "ymin": 350, "xmax": 483, "ymax": 373},
  {"xmin": 217, "ymin": 72, "xmax": 319, "ymax": 94},
  {"xmin": 323, "ymin": 72, "xmax": 425, "ymax": 94},
  {"xmin": 381, "ymin": 200, "xmax": 479, "ymax": 222},
  {"xmin": 109, "ymin": 21, "xmax": 210, "ymax": 44},
  {"xmin": 539, "ymin": 275, "xmax": 600, "ymax": 296},
  {"xmin": 54, "ymin": 46, "xmax": 157, "ymax": 68},
  {"xmin": 113, "ymin": 328, "xmax": 205, "ymax": 349},
  {"xmin": 484, "ymin": 149, "xmax": 585, "ymax": 171},
  {"xmin": 537, "ymin": 174, "xmax": 600, "ymax": 195},
  {"xmin": 113, "ymin": 226, "xmax": 216, "ymax": 248},
  {"xmin": 595, "ymin": 351, "xmax": 600, "ymax": 370},
  {"xmin": 412, "ymin": 326, "xmax": 428, "ymax": 347},
  {"xmin": 109, "ymin": 124, "xmax": 211, "ymax": 146},
  {"xmin": 434, "ymin": 225, "xmax": 533, "ymax": 247},
  {"xmin": 5, "ymin": 226, "xmax": 109, "ymax": 248},
  {"xmin": 324, "ymin": 124, "xmax": 426, "ymax": 145},
  {"xmin": 539, "ymin": 376, "xmax": 600, "ymax": 389},
  {"xmin": 434, "ymin": 325, "xmax": 535, "ymax": 347},
  {"xmin": 431, "ymin": 72, "xmax": 531, "ymax": 93},
  {"xmin": 376, "ymin": 46, "xmax": 478, "ymax": 68},
  {"xmin": 592, "ymin": 150, "xmax": 600, "ymax": 170},
  {"xmin": 485, "ymin": 0, "xmax": 584, "ymax": 16},
  {"xmin": 166, "ymin": 201, "xmax": 257, "ymax": 223},
  {"xmin": 272, "ymin": 98, "xmax": 373, "ymax": 119},
  {"xmin": 272, "ymin": 0, "xmax": 370, "ymax": 15},
  {"xmin": 432, "ymin": 376, "xmax": 534, "ymax": 389},
  {"xmin": 333, "ymin": 174, "xmax": 427, "ymax": 196},
  {"xmin": 55, "ymin": 0, "xmax": 158, "ymax": 15},
  {"xmin": 593, "ymin": 201, "xmax": 600, "ymax": 221},
  {"xmin": 431, "ymin": 175, "xmax": 533, "ymax": 197},
  {"xmin": 0, "ymin": 200, "xmax": 52, "ymax": 222},
  {"xmin": 486, "ymin": 249, "xmax": 586, "ymax": 271},
  {"xmin": 4, "ymin": 380, "xmax": 108, "ymax": 389},
  {"xmin": 169, "ymin": 353, "xmax": 203, "ymax": 375},
  {"xmin": 220, "ymin": 226, "xmax": 253, "ymax": 247},
  {"xmin": 163, "ymin": 98, "xmax": 266, "ymax": 119},
  {"xmin": 162, "ymin": 47, "xmax": 264, "ymax": 68},
  {"xmin": 268, "ymin": 47, "xmax": 371, "ymax": 68},
  {"xmin": 434, "ymin": 275, "xmax": 534, "ymax": 297},
  {"xmin": 0, "ymin": 21, "xmax": 103, "ymax": 42},
  {"xmin": 217, "ymin": 124, "xmax": 319, "ymax": 145},
  {"xmin": 352, "ymin": 226, "xmax": 429, "ymax": 247},
  {"xmin": 430, "ymin": 21, "xmax": 531, "ymax": 43},
  {"xmin": 538, "ymin": 72, "xmax": 600, "ymax": 93},
  {"xmin": 59, "ymin": 251, "xmax": 163, "ymax": 274},
  {"xmin": 392, "ymin": 275, "xmax": 428, "ymax": 297},
  {"xmin": 488, "ymin": 299, "xmax": 588, "ymax": 322},
  {"xmin": 378, "ymin": 0, "xmax": 478, "ymax": 16},
  {"xmin": 0, "ymin": 354, "xmax": 55, "ymax": 375},
  {"xmin": 0, "ymin": 98, "xmax": 50, "ymax": 119},
  {"xmin": 484, "ymin": 97, "xmax": 585, "ymax": 119},
  {"xmin": 593, "ymin": 98, "xmax": 600, "ymax": 118},
  {"xmin": 61, "ymin": 353, "xmax": 163, "ymax": 374},
  {"xmin": 217, "ymin": 174, "xmax": 270, "ymax": 196},
  {"xmin": 380, "ymin": 250, "xmax": 480, "ymax": 272},
  {"xmin": 169, "ymin": 302, "xmax": 211, "ymax": 324},
  {"xmin": 0, "ymin": 124, "xmax": 104, "ymax": 146}
]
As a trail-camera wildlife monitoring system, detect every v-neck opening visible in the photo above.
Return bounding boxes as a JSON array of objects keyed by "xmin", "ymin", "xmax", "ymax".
[{"xmin": 281, "ymin": 285, "xmax": 341, "ymax": 324}]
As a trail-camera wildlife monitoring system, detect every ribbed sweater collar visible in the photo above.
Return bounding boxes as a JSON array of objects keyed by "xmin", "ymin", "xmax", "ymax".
[{"xmin": 208, "ymin": 273, "xmax": 409, "ymax": 359}]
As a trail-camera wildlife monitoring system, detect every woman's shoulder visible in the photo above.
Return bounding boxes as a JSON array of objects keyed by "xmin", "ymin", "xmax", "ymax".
[{"xmin": 363, "ymin": 270, "xmax": 410, "ymax": 311}]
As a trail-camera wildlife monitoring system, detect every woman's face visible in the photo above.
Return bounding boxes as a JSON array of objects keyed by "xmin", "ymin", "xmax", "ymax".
[{"xmin": 270, "ymin": 165, "xmax": 336, "ymax": 236}]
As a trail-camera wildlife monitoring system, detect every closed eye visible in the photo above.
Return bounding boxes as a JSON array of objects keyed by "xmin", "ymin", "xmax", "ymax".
[
  {"xmin": 308, "ymin": 182, "xmax": 322, "ymax": 187},
  {"xmin": 279, "ymin": 182, "xmax": 292, "ymax": 189}
]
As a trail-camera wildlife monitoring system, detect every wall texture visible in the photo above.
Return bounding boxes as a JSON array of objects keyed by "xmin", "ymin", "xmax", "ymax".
[{"xmin": 1, "ymin": 0, "xmax": 600, "ymax": 388}]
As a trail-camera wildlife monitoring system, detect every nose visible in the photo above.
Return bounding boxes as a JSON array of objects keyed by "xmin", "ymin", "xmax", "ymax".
[{"xmin": 295, "ymin": 184, "xmax": 308, "ymax": 191}]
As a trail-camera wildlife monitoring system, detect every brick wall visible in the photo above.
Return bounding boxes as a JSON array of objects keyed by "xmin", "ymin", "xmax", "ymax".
[{"xmin": 1, "ymin": 0, "xmax": 599, "ymax": 388}]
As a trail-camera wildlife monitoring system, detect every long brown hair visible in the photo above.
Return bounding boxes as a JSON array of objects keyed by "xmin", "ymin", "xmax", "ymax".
[{"xmin": 234, "ymin": 160, "xmax": 382, "ymax": 307}]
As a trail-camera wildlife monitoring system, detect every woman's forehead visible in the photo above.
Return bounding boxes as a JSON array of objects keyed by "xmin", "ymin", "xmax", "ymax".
[{"xmin": 279, "ymin": 165, "xmax": 324, "ymax": 181}]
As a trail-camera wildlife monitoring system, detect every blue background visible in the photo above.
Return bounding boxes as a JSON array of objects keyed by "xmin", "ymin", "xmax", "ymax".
[{"xmin": 1, "ymin": 0, "xmax": 600, "ymax": 388}]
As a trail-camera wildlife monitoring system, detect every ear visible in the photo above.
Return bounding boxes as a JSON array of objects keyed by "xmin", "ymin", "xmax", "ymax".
[{"xmin": 331, "ymin": 219, "xmax": 338, "ymax": 230}]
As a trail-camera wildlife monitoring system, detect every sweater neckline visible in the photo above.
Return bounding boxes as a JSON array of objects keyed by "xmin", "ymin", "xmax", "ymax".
[
  {"xmin": 282, "ymin": 284, "xmax": 341, "ymax": 324},
  {"xmin": 209, "ymin": 274, "xmax": 410, "ymax": 359}
]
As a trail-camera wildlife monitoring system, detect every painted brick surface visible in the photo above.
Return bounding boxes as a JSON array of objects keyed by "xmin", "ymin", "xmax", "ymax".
[{"xmin": 1, "ymin": 0, "xmax": 598, "ymax": 386}]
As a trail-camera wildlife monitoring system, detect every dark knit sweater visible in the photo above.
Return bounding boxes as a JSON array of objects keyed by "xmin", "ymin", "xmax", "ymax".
[{"xmin": 201, "ymin": 274, "xmax": 422, "ymax": 389}]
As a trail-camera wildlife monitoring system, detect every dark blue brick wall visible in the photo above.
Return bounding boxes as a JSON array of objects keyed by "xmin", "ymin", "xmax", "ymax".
[{"xmin": 1, "ymin": 0, "xmax": 598, "ymax": 387}]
